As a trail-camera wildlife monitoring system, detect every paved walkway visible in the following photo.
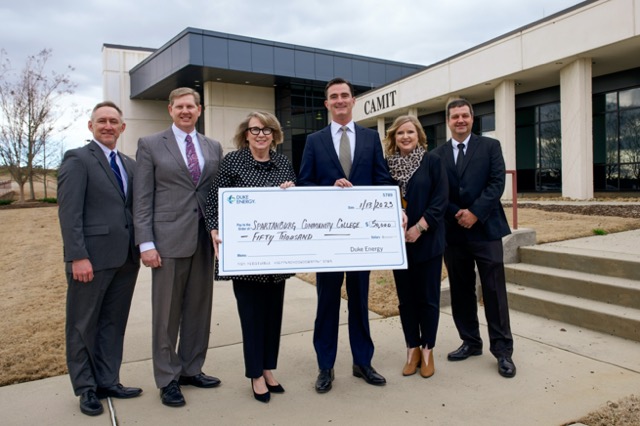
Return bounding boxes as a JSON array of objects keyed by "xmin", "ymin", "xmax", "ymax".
[{"xmin": 2, "ymin": 231, "xmax": 640, "ymax": 425}]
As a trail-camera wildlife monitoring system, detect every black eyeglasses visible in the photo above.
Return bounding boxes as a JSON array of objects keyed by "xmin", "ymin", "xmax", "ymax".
[{"xmin": 247, "ymin": 127, "xmax": 273, "ymax": 135}]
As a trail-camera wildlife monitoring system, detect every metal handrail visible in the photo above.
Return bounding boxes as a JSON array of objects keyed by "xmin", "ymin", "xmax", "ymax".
[{"xmin": 506, "ymin": 170, "xmax": 517, "ymax": 229}]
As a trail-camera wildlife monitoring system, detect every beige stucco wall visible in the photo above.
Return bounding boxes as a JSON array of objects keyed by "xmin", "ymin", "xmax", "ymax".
[
  {"xmin": 203, "ymin": 82, "xmax": 275, "ymax": 154},
  {"xmin": 102, "ymin": 0, "xmax": 640, "ymax": 200},
  {"xmin": 352, "ymin": 0, "xmax": 640, "ymax": 200},
  {"xmin": 102, "ymin": 45, "xmax": 276, "ymax": 157},
  {"xmin": 102, "ymin": 46, "xmax": 169, "ymax": 157}
]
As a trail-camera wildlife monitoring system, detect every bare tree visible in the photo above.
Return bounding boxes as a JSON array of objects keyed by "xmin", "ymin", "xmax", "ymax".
[
  {"xmin": 34, "ymin": 136, "xmax": 65, "ymax": 199},
  {"xmin": 0, "ymin": 48, "xmax": 77, "ymax": 201}
]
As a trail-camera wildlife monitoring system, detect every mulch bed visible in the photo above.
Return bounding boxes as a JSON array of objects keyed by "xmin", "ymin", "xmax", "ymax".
[
  {"xmin": 0, "ymin": 202, "xmax": 57, "ymax": 210},
  {"xmin": 503, "ymin": 203, "xmax": 640, "ymax": 219}
]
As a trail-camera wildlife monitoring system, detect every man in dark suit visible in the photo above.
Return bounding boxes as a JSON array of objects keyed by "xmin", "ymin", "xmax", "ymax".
[
  {"xmin": 58, "ymin": 101, "xmax": 142, "ymax": 416},
  {"xmin": 432, "ymin": 98, "xmax": 516, "ymax": 378},
  {"xmin": 298, "ymin": 77, "xmax": 396, "ymax": 393},
  {"xmin": 134, "ymin": 87, "xmax": 223, "ymax": 407}
]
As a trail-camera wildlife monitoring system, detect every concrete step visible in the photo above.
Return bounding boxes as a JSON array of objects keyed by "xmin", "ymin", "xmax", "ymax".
[
  {"xmin": 506, "ymin": 283, "xmax": 640, "ymax": 342},
  {"xmin": 519, "ymin": 245, "xmax": 640, "ymax": 281},
  {"xmin": 505, "ymin": 263, "xmax": 640, "ymax": 309}
]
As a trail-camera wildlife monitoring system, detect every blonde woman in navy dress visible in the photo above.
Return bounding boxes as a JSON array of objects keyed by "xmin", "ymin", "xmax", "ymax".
[{"xmin": 205, "ymin": 111, "xmax": 295, "ymax": 403}]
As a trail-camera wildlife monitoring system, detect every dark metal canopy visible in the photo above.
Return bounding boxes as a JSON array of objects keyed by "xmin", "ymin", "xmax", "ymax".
[{"xmin": 122, "ymin": 28, "xmax": 425, "ymax": 101}]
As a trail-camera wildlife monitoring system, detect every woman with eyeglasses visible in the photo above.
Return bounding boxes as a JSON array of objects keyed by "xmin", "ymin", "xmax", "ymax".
[{"xmin": 205, "ymin": 111, "xmax": 295, "ymax": 403}]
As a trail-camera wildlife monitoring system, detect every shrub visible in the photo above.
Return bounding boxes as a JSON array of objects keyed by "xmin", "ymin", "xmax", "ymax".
[
  {"xmin": 38, "ymin": 197, "xmax": 57, "ymax": 204},
  {"xmin": 592, "ymin": 228, "xmax": 608, "ymax": 235},
  {"xmin": 0, "ymin": 199, "xmax": 14, "ymax": 206}
]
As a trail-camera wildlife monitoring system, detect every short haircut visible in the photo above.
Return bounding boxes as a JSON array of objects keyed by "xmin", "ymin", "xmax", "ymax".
[
  {"xmin": 233, "ymin": 111, "xmax": 284, "ymax": 150},
  {"xmin": 325, "ymin": 77, "xmax": 355, "ymax": 99},
  {"xmin": 383, "ymin": 115, "xmax": 427, "ymax": 156},
  {"xmin": 91, "ymin": 101, "xmax": 123, "ymax": 120},
  {"xmin": 169, "ymin": 87, "xmax": 201, "ymax": 105},
  {"xmin": 446, "ymin": 98, "xmax": 474, "ymax": 117}
]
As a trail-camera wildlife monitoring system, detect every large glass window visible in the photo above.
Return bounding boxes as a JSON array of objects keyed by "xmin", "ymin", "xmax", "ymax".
[
  {"xmin": 594, "ymin": 87, "xmax": 640, "ymax": 191},
  {"xmin": 514, "ymin": 102, "xmax": 562, "ymax": 192},
  {"xmin": 536, "ymin": 103, "xmax": 562, "ymax": 191},
  {"xmin": 533, "ymin": 102, "xmax": 562, "ymax": 191},
  {"xmin": 275, "ymin": 84, "xmax": 327, "ymax": 174},
  {"xmin": 476, "ymin": 114, "xmax": 495, "ymax": 138}
]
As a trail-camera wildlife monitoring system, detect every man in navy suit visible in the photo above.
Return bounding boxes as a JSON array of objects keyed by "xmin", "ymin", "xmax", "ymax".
[
  {"xmin": 431, "ymin": 99, "xmax": 516, "ymax": 378},
  {"xmin": 298, "ymin": 78, "xmax": 395, "ymax": 393},
  {"xmin": 58, "ymin": 101, "xmax": 142, "ymax": 416}
]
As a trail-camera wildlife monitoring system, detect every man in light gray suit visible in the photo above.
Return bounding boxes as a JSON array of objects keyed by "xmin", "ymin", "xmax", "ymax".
[
  {"xmin": 58, "ymin": 101, "xmax": 142, "ymax": 416},
  {"xmin": 134, "ymin": 87, "xmax": 223, "ymax": 407}
]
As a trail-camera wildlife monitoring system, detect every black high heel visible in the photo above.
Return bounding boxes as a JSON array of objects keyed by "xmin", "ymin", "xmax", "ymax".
[
  {"xmin": 251, "ymin": 379, "xmax": 270, "ymax": 403},
  {"xmin": 266, "ymin": 383, "xmax": 285, "ymax": 393}
]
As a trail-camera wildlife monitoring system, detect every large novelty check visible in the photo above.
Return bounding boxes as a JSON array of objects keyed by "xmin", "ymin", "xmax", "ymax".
[{"xmin": 218, "ymin": 186, "xmax": 407, "ymax": 275}]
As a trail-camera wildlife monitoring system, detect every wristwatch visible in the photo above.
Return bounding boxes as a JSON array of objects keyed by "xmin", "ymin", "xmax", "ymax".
[{"xmin": 415, "ymin": 222, "xmax": 427, "ymax": 233}]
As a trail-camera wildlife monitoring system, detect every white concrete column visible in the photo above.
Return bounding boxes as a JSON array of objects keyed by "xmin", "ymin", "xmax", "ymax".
[
  {"xmin": 102, "ymin": 46, "xmax": 163, "ymax": 157},
  {"xmin": 377, "ymin": 117, "xmax": 386, "ymax": 147},
  {"xmin": 408, "ymin": 107, "xmax": 418, "ymax": 117},
  {"xmin": 494, "ymin": 80, "xmax": 516, "ymax": 201},
  {"xmin": 560, "ymin": 58, "xmax": 593, "ymax": 200},
  {"xmin": 203, "ymin": 81, "xmax": 275, "ymax": 153},
  {"xmin": 444, "ymin": 96, "xmax": 461, "ymax": 141}
]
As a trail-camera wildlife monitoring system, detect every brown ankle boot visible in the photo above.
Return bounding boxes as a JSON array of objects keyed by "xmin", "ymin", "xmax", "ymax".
[
  {"xmin": 402, "ymin": 347, "xmax": 421, "ymax": 376},
  {"xmin": 420, "ymin": 349, "xmax": 435, "ymax": 378}
]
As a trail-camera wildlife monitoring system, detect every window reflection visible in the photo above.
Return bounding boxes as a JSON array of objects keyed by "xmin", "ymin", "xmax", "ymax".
[
  {"xmin": 535, "ymin": 103, "xmax": 562, "ymax": 191},
  {"xmin": 598, "ymin": 87, "xmax": 640, "ymax": 191}
]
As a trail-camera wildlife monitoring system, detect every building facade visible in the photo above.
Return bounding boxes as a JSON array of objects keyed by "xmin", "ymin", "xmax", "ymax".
[
  {"xmin": 103, "ymin": 0, "xmax": 640, "ymax": 200},
  {"xmin": 353, "ymin": 0, "xmax": 640, "ymax": 199},
  {"xmin": 102, "ymin": 29, "xmax": 423, "ymax": 173}
]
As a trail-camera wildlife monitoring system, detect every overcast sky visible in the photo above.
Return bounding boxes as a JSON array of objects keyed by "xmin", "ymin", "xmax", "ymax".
[{"xmin": 1, "ymin": 0, "xmax": 584, "ymax": 150}]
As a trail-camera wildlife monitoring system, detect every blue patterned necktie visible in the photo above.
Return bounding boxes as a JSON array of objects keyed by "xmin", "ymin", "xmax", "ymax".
[
  {"xmin": 185, "ymin": 134, "xmax": 201, "ymax": 185},
  {"xmin": 109, "ymin": 151, "xmax": 125, "ymax": 194}
]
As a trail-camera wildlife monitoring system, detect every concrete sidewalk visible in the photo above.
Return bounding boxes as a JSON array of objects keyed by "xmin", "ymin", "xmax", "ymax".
[{"xmin": 2, "ymin": 231, "xmax": 640, "ymax": 425}]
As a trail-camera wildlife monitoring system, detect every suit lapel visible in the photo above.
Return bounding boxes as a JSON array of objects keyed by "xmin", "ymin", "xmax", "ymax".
[
  {"xmin": 444, "ymin": 139, "xmax": 456, "ymax": 172},
  {"xmin": 89, "ymin": 141, "xmax": 125, "ymax": 200},
  {"xmin": 352, "ymin": 124, "xmax": 368, "ymax": 176},
  {"xmin": 161, "ymin": 130, "xmax": 193, "ymax": 184},
  {"xmin": 447, "ymin": 135, "xmax": 476, "ymax": 177},
  {"xmin": 196, "ymin": 132, "xmax": 211, "ymax": 187},
  {"xmin": 319, "ymin": 127, "xmax": 344, "ymax": 174},
  {"xmin": 460, "ymin": 134, "xmax": 479, "ymax": 176},
  {"xmin": 120, "ymin": 154, "xmax": 135, "ymax": 202}
]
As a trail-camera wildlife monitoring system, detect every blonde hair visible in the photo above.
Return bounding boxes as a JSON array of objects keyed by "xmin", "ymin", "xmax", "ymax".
[
  {"xmin": 383, "ymin": 115, "xmax": 427, "ymax": 156},
  {"xmin": 169, "ymin": 87, "xmax": 200, "ymax": 105}
]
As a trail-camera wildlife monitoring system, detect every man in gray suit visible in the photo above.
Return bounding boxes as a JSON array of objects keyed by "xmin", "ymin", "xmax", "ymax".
[
  {"xmin": 134, "ymin": 87, "xmax": 223, "ymax": 407},
  {"xmin": 58, "ymin": 101, "xmax": 142, "ymax": 416}
]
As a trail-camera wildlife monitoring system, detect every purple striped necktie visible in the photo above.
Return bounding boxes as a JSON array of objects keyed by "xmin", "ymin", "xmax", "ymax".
[{"xmin": 185, "ymin": 134, "xmax": 201, "ymax": 185}]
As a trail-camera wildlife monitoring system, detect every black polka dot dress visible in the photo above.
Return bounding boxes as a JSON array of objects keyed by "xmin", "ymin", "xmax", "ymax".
[{"xmin": 205, "ymin": 147, "xmax": 297, "ymax": 282}]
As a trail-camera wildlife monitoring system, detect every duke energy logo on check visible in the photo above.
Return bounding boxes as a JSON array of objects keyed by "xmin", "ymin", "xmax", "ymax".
[{"xmin": 227, "ymin": 194, "xmax": 255, "ymax": 204}]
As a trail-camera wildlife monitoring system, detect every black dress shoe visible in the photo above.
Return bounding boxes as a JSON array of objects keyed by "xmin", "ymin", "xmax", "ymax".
[
  {"xmin": 266, "ymin": 383, "xmax": 285, "ymax": 393},
  {"xmin": 447, "ymin": 344, "xmax": 483, "ymax": 361},
  {"xmin": 160, "ymin": 380, "xmax": 186, "ymax": 407},
  {"xmin": 497, "ymin": 357, "xmax": 517, "ymax": 378},
  {"xmin": 315, "ymin": 369, "xmax": 334, "ymax": 393},
  {"xmin": 352, "ymin": 365, "xmax": 386, "ymax": 386},
  {"xmin": 251, "ymin": 379, "xmax": 270, "ymax": 403},
  {"xmin": 96, "ymin": 383, "xmax": 143, "ymax": 399},
  {"xmin": 79, "ymin": 390, "xmax": 103, "ymax": 416},
  {"xmin": 178, "ymin": 373, "xmax": 221, "ymax": 388}
]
